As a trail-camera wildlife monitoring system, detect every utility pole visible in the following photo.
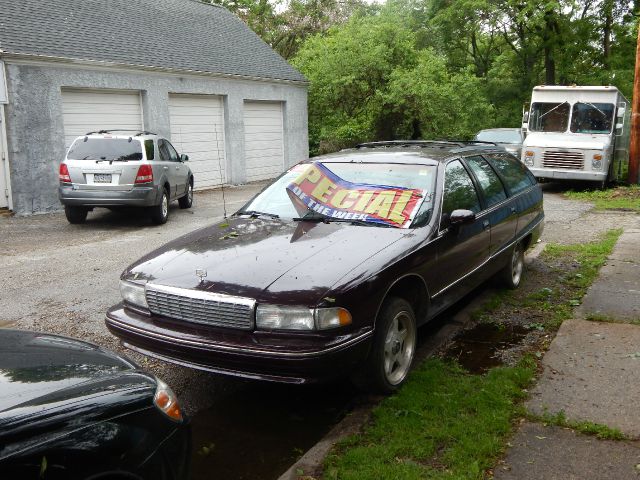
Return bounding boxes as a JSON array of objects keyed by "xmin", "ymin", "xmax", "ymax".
[{"xmin": 629, "ymin": 20, "xmax": 640, "ymax": 184}]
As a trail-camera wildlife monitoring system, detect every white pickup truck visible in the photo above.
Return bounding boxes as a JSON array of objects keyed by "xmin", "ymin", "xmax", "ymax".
[{"xmin": 521, "ymin": 85, "xmax": 631, "ymax": 187}]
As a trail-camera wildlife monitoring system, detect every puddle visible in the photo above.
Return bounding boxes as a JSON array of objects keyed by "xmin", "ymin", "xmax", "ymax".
[
  {"xmin": 442, "ymin": 323, "xmax": 529, "ymax": 374},
  {"xmin": 189, "ymin": 380, "xmax": 357, "ymax": 480}
]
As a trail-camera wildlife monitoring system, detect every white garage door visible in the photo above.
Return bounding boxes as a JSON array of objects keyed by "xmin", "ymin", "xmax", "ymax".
[
  {"xmin": 169, "ymin": 94, "xmax": 226, "ymax": 189},
  {"xmin": 61, "ymin": 89, "xmax": 143, "ymax": 151},
  {"xmin": 243, "ymin": 101, "xmax": 284, "ymax": 182}
]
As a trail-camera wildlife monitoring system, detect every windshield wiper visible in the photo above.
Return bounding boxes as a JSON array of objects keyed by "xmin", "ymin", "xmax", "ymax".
[
  {"xmin": 539, "ymin": 101, "xmax": 569, "ymax": 119},
  {"xmin": 293, "ymin": 212, "xmax": 394, "ymax": 227},
  {"xmin": 236, "ymin": 210, "xmax": 280, "ymax": 219},
  {"xmin": 580, "ymin": 102, "xmax": 608, "ymax": 118}
]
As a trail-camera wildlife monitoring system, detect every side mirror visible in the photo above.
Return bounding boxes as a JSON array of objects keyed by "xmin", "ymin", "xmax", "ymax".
[
  {"xmin": 617, "ymin": 107, "xmax": 626, "ymax": 118},
  {"xmin": 450, "ymin": 209, "xmax": 476, "ymax": 226},
  {"xmin": 180, "ymin": 154, "xmax": 189, "ymax": 162}
]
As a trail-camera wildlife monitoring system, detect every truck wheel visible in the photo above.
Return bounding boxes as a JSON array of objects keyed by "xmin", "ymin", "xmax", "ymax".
[
  {"xmin": 352, "ymin": 297, "xmax": 417, "ymax": 393},
  {"xmin": 178, "ymin": 180, "xmax": 193, "ymax": 209},
  {"xmin": 65, "ymin": 206, "xmax": 88, "ymax": 224},
  {"xmin": 150, "ymin": 189, "xmax": 169, "ymax": 225}
]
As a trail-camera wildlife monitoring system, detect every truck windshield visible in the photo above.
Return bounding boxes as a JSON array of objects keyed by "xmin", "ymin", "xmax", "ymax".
[
  {"xmin": 529, "ymin": 102, "xmax": 570, "ymax": 132},
  {"xmin": 570, "ymin": 102, "xmax": 614, "ymax": 134}
]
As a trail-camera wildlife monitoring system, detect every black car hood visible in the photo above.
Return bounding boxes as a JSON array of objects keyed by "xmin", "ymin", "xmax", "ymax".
[
  {"xmin": 0, "ymin": 329, "xmax": 137, "ymax": 413},
  {"xmin": 125, "ymin": 216, "xmax": 411, "ymax": 303}
]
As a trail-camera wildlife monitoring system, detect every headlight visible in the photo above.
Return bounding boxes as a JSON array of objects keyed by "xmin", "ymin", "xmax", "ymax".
[
  {"xmin": 592, "ymin": 154, "xmax": 603, "ymax": 170},
  {"xmin": 153, "ymin": 377, "xmax": 183, "ymax": 422},
  {"xmin": 255, "ymin": 305, "xmax": 353, "ymax": 331},
  {"xmin": 119, "ymin": 279, "xmax": 148, "ymax": 309},
  {"xmin": 256, "ymin": 305, "xmax": 315, "ymax": 330},
  {"xmin": 524, "ymin": 150, "xmax": 535, "ymax": 166}
]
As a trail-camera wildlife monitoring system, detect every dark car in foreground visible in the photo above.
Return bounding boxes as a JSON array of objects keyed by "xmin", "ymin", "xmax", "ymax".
[
  {"xmin": 0, "ymin": 329, "xmax": 189, "ymax": 479},
  {"xmin": 106, "ymin": 140, "xmax": 544, "ymax": 392}
]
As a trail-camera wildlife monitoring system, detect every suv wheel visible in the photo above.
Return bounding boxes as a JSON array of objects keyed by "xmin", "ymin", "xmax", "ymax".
[
  {"xmin": 150, "ymin": 189, "xmax": 169, "ymax": 225},
  {"xmin": 178, "ymin": 180, "xmax": 193, "ymax": 209},
  {"xmin": 65, "ymin": 206, "xmax": 88, "ymax": 224},
  {"xmin": 352, "ymin": 297, "xmax": 417, "ymax": 393}
]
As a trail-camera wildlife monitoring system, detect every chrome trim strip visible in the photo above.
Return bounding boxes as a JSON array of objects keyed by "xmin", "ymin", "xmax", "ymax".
[
  {"xmin": 145, "ymin": 283, "xmax": 256, "ymax": 309},
  {"xmin": 431, "ymin": 215, "xmax": 544, "ymax": 298},
  {"xmin": 107, "ymin": 316, "xmax": 373, "ymax": 358}
]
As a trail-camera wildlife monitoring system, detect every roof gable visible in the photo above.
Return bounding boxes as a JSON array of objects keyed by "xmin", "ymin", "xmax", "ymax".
[{"xmin": 0, "ymin": 0, "xmax": 306, "ymax": 83}]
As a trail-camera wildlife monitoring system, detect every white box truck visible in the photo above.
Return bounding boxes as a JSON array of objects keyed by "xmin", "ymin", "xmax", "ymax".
[{"xmin": 521, "ymin": 85, "xmax": 631, "ymax": 187}]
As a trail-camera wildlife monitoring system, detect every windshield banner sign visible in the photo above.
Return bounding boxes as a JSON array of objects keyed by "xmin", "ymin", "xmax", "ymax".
[{"xmin": 286, "ymin": 163, "xmax": 424, "ymax": 228}]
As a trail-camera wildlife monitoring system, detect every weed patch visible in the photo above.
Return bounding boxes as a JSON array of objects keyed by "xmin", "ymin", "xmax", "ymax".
[
  {"xmin": 527, "ymin": 411, "xmax": 626, "ymax": 440},
  {"xmin": 565, "ymin": 186, "xmax": 640, "ymax": 211}
]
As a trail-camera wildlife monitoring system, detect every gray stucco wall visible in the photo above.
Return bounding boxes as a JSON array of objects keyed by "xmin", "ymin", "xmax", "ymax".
[{"xmin": 3, "ymin": 61, "xmax": 308, "ymax": 214}]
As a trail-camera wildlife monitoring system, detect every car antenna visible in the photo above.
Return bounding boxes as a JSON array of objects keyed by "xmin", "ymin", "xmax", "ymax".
[{"xmin": 214, "ymin": 125, "xmax": 228, "ymax": 219}]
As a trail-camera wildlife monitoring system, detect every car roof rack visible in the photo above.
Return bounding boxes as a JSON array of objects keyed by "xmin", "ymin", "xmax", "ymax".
[
  {"xmin": 84, "ymin": 129, "xmax": 158, "ymax": 136},
  {"xmin": 355, "ymin": 140, "xmax": 498, "ymax": 149}
]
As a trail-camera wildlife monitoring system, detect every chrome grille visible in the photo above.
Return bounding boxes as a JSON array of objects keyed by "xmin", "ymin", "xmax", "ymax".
[
  {"xmin": 146, "ymin": 284, "xmax": 255, "ymax": 330},
  {"xmin": 542, "ymin": 150, "xmax": 584, "ymax": 170}
]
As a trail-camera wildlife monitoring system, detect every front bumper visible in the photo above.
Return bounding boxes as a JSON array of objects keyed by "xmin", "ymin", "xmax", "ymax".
[
  {"xmin": 59, "ymin": 185, "xmax": 160, "ymax": 207},
  {"xmin": 529, "ymin": 168, "xmax": 607, "ymax": 182},
  {"xmin": 105, "ymin": 305, "xmax": 373, "ymax": 384}
]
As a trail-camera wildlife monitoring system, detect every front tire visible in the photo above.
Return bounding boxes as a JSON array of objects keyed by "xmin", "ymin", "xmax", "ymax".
[
  {"xmin": 64, "ymin": 205, "xmax": 88, "ymax": 224},
  {"xmin": 178, "ymin": 180, "xmax": 193, "ymax": 209},
  {"xmin": 150, "ymin": 188, "xmax": 169, "ymax": 225},
  {"xmin": 353, "ymin": 297, "xmax": 417, "ymax": 393},
  {"xmin": 500, "ymin": 242, "xmax": 524, "ymax": 289}
]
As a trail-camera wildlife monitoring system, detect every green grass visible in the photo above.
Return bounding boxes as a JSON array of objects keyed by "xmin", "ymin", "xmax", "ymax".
[
  {"xmin": 527, "ymin": 411, "xmax": 626, "ymax": 440},
  {"xmin": 565, "ymin": 185, "xmax": 640, "ymax": 211},
  {"xmin": 324, "ymin": 358, "xmax": 536, "ymax": 480}
]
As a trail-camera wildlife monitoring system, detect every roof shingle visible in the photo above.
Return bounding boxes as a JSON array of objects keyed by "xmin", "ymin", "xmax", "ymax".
[{"xmin": 0, "ymin": 0, "xmax": 306, "ymax": 83}]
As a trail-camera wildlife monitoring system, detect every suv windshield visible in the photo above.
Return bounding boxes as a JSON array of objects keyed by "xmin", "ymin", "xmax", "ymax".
[
  {"xmin": 570, "ymin": 102, "xmax": 614, "ymax": 134},
  {"xmin": 240, "ymin": 162, "xmax": 436, "ymax": 228},
  {"xmin": 529, "ymin": 102, "xmax": 570, "ymax": 132},
  {"xmin": 67, "ymin": 138, "xmax": 143, "ymax": 161},
  {"xmin": 475, "ymin": 130, "xmax": 522, "ymax": 144}
]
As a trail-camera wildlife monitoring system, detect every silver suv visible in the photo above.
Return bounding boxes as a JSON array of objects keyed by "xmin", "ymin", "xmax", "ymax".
[{"xmin": 59, "ymin": 131, "xmax": 194, "ymax": 224}]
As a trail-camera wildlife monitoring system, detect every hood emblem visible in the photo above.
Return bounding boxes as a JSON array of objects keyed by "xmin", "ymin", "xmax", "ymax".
[{"xmin": 196, "ymin": 269, "xmax": 207, "ymax": 283}]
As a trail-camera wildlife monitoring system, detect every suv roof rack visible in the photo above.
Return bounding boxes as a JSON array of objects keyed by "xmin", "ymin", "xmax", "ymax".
[
  {"xmin": 355, "ymin": 140, "xmax": 498, "ymax": 149},
  {"xmin": 84, "ymin": 129, "xmax": 158, "ymax": 136}
]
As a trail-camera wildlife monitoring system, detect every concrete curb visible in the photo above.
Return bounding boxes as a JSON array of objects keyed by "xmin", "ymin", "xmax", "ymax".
[{"xmin": 278, "ymin": 245, "xmax": 546, "ymax": 480}]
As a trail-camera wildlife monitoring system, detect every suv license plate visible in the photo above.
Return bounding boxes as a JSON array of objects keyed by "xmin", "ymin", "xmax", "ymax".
[{"xmin": 94, "ymin": 174, "xmax": 112, "ymax": 183}]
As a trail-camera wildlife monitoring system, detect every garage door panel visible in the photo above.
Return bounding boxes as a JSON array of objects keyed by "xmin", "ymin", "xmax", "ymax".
[
  {"xmin": 169, "ymin": 94, "xmax": 226, "ymax": 189},
  {"xmin": 62, "ymin": 89, "xmax": 143, "ymax": 150},
  {"xmin": 243, "ymin": 101, "xmax": 284, "ymax": 182}
]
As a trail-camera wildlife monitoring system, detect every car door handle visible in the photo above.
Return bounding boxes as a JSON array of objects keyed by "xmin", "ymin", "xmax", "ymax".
[
  {"xmin": 163, "ymin": 166, "xmax": 168, "ymax": 170},
  {"xmin": 482, "ymin": 220, "xmax": 490, "ymax": 230},
  {"xmin": 510, "ymin": 207, "xmax": 517, "ymax": 214},
  {"xmin": 175, "ymin": 166, "xmax": 180, "ymax": 170}
]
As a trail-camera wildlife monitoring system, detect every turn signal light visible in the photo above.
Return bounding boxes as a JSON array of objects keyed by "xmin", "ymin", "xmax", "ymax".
[
  {"xmin": 153, "ymin": 378, "xmax": 183, "ymax": 422},
  {"xmin": 593, "ymin": 154, "xmax": 602, "ymax": 160},
  {"xmin": 59, "ymin": 164, "xmax": 71, "ymax": 183},
  {"xmin": 135, "ymin": 164, "xmax": 154, "ymax": 184}
]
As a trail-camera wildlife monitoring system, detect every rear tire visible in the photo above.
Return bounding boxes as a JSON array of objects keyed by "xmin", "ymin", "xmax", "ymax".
[
  {"xmin": 500, "ymin": 242, "xmax": 524, "ymax": 289},
  {"xmin": 64, "ymin": 206, "xmax": 88, "ymax": 224},
  {"xmin": 178, "ymin": 180, "xmax": 193, "ymax": 209},
  {"xmin": 352, "ymin": 297, "xmax": 417, "ymax": 394},
  {"xmin": 150, "ymin": 189, "xmax": 169, "ymax": 225}
]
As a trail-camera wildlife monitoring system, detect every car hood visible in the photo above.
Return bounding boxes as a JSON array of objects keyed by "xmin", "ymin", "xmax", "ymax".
[
  {"xmin": 125, "ymin": 217, "xmax": 411, "ymax": 303},
  {"xmin": 0, "ymin": 329, "xmax": 138, "ymax": 413},
  {"xmin": 524, "ymin": 132, "xmax": 611, "ymax": 150}
]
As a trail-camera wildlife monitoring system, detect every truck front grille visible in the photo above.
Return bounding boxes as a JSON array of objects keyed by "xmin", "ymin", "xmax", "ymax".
[
  {"xmin": 542, "ymin": 150, "xmax": 584, "ymax": 170},
  {"xmin": 146, "ymin": 284, "xmax": 255, "ymax": 330}
]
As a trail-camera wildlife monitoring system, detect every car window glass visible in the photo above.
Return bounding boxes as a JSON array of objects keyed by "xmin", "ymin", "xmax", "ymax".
[
  {"xmin": 158, "ymin": 139, "xmax": 170, "ymax": 162},
  {"xmin": 464, "ymin": 156, "xmax": 507, "ymax": 207},
  {"xmin": 67, "ymin": 138, "xmax": 143, "ymax": 161},
  {"xmin": 165, "ymin": 141, "xmax": 180, "ymax": 162},
  {"xmin": 484, "ymin": 153, "xmax": 535, "ymax": 195},
  {"xmin": 144, "ymin": 140, "xmax": 155, "ymax": 160},
  {"xmin": 441, "ymin": 160, "xmax": 481, "ymax": 219}
]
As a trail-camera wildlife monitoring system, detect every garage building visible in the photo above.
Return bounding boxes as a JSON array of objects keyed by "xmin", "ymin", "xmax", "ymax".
[{"xmin": 0, "ymin": 0, "xmax": 308, "ymax": 214}]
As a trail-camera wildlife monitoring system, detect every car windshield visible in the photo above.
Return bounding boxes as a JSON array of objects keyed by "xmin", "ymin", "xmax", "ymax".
[
  {"xmin": 475, "ymin": 130, "xmax": 522, "ymax": 144},
  {"xmin": 570, "ymin": 102, "xmax": 615, "ymax": 134},
  {"xmin": 67, "ymin": 138, "xmax": 143, "ymax": 161},
  {"xmin": 529, "ymin": 102, "xmax": 570, "ymax": 132},
  {"xmin": 239, "ymin": 162, "xmax": 437, "ymax": 228}
]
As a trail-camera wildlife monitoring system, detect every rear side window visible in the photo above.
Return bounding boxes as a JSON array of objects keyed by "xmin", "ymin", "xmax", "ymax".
[
  {"xmin": 464, "ymin": 156, "xmax": 507, "ymax": 207},
  {"xmin": 485, "ymin": 154, "xmax": 535, "ymax": 195},
  {"xmin": 67, "ymin": 138, "xmax": 143, "ymax": 161},
  {"xmin": 144, "ymin": 140, "xmax": 155, "ymax": 160},
  {"xmin": 442, "ymin": 160, "xmax": 481, "ymax": 216}
]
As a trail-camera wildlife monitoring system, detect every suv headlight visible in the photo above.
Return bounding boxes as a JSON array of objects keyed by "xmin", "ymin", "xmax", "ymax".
[
  {"xmin": 120, "ymin": 280, "xmax": 148, "ymax": 309},
  {"xmin": 524, "ymin": 150, "xmax": 535, "ymax": 166},
  {"xmin": 256, "ymin": 305, "xmax": 352, "ymax": 331}
]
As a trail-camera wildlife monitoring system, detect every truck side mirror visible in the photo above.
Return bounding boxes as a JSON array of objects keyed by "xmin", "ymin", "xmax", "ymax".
[
  {"xmin": 617, "ymin": 107, "xmax": 626, "ymax": 118},
  {"xmin": 615, "ymin": 123, "xmax": 624, "ymax": 136}
]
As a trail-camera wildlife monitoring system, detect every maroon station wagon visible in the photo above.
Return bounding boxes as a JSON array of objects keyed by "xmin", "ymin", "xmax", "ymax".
[{"xmin": 106, "ymin": 141, "xmax": 544, "ymax": 392}]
